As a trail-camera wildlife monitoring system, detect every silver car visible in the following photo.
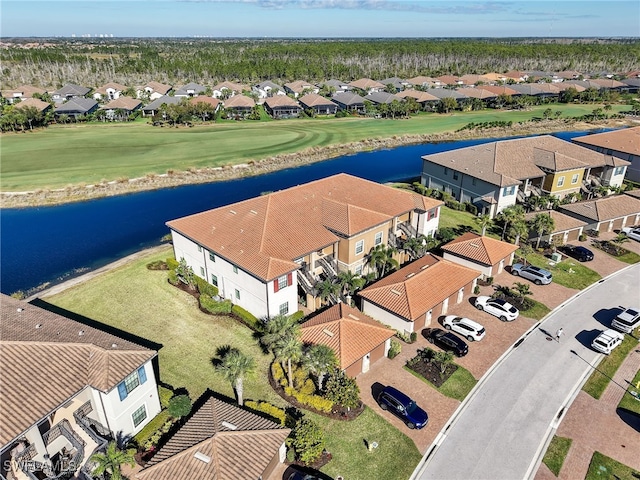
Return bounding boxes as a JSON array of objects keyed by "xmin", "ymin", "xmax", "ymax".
[{"xmin": 511, "ymin": 263, "xmax": 552, "ymax": 285}]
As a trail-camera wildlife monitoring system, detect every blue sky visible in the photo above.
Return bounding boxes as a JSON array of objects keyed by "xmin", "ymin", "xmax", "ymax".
[{"xmin": 1, "ymin": 1, "xmax": 638, "ymax": 38}]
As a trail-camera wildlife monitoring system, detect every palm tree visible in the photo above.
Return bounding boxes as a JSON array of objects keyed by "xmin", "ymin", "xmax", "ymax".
[
  {"xmin": 304, "ymin": 344, "xmax": 338, "ymax": 391},
  {"xmin": 402, "ymin": 234, "xmax": 429, "ymax": 260},
  {"xmin": 259, "ymin": 314, "xmax": 300, "ymax": 358},
  {"xmin": 530, "ymin": 213, "xmax": 555, "ymax": 249},
  {"xmin": 316, "ymin": 278, "xmax": 339, "ymax": 306},
  {"xmin": 475, "ymin": 214, "xmax": 493, "ymax": 236},
  {"xmin": 498, "ymin": 205, "xmax": 525, "ymax": 240},
  {"xmin": 366, "ymin": 244, "xmax": 398, "ymax": 279},
  {"xmin": 512, "ymin": 282, "xmax": 532, "ymax": 301},
  {"xmin": 215, "ymin": 347, "xmax": 255, "ymax": 406},
  {"xmin": 275, "ymin": 334, "xmax": 303, "ymax": 388},
  {"xmin": 337, "ymin": 270, "xmax": 364, "ymax": 298},
  {"xmin": 90, "ymin": 441, "xmax": 136, "ymax": 480},
  {"xmin": 509, "ymin": 220, "xmax": 529, "ymax": 246}
]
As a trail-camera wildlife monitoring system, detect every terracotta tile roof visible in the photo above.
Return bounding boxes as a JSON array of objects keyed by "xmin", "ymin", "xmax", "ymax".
[
  {"xmin": 137, "ymin": 396, "xmax": 289, "ymax": 480},
  {"xmin": 590, "ymin": 78, "xmax": 626, "ymax": 89},
  {"xmin": 211, "ymin": 81, "xmax": 247, "ymax": 93},
  {"xmin": 477, "ymin": 85, "xmax": 519, "ymax": 96},
  {"xmin": 167, "ymin": 174, "xmax": 442, "ymax": 281},
  {"xmin": 396, "ymin": 89, "xmax": 440, "ymax": 102},
  {"xmin": 94, "ymin": 82, "xmax": 127, "ymax": 95},
  {"xmin": 442, "ymin": 232, "xmax": 518, "ymax": 266},
  {"xmin": 559, "ymin": 195, "xmax": 640, "ymax": 222},
  {"xmin": 264, "ymin": 95, "xmax": 300, "ymax": 108},
  {"xmin": 14, "ymin": 97, "xmax": 51, "ymax": 112},
  {"xmin": 533, "ymin": 83, "xmax": 562, "ymax": 94},
  {"xmin": 524, "ymin": 210, "xmax": 587, "ymax": 233},
  {"xmin": 298, "ymin": 93, "xmax": 337, "ymax": 108},
  {"xmin": 145, "ymin": 81, "xmax": 172, "ymax": 94},
  {"xmin": 11, "ymin": 85, "xmax": 45, "ymax": 98},
  {"xmin": 348, "ymin": 78, "xmax": 385, "ymax": 90},
  {"xmin": 189, "ymin": 96, "xmax": 221, "ymax": 109},
  {"xmin": 456, "ymin": 87, "xmax": 497, "ymax": 100},
  {"xmin": 0, "ymin": 295, "xmax": 155, "ymax": 446},
  {"xmin": 572, "ymin": 127, "xmax": 640, "ymax": 157},
  {"xmin": 555, "ymin": 82, "xmax": 586, "ymax": 92},
  {"xmin": 435, "ymin": 75, "xmax": 460, "ymax": 85},
  {"xmin": 301, "ymin": 304, "xmax": 394, "ymax": 370},
  {"xmin": 101, "ymin": 96, "xmax": 142, "ymax": 111},
  {"xmin": 407, "ymin": 76, "xmax": 437, "ymax": 86},
  {"xmin": 359, "ymin": 254, "xmax": 480, "ymax": 322},
  {"xmin": 480, "ymin": 72, "xmax": 507, "ymax": 82},
  {"xmin": 556, "ymin": 70, "xmax": 582, "ymax": 79},
  {"xmin": 222, "ymin": 94, "xmax": 255, "ymax": 108},
  {"xmin": 283, "ymin": 80, "xmax": 316, "ymax": 93}
]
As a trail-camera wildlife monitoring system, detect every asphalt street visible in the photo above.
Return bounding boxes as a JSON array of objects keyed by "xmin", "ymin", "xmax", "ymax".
[{"xmin": 412, "ymin": 263, "xmax": 640, "ymax": 480}]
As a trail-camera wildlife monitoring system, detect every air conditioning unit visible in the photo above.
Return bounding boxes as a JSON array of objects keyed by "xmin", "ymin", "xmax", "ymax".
[{"xmin": 550, "ymin": 252, "xmax": 562, "ymax": 263}]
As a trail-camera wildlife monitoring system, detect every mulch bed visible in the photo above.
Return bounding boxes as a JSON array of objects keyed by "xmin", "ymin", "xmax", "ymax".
[
  {"xmin": 268, "ymin": 370, "xmax": 365, "ymax": 421},
  {"xmin": 287, "ymin": 450, "xmax": 333, "ymax": 470},
  {"xmin": 406, "ymin": 351, "xmax": 457, "ymax": 388},
  {"xmin": 592, "ymin": 240, "xmax": 629, "ymax": 257}
]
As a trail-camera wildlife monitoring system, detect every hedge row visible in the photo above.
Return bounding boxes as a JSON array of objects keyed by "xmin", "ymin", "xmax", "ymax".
[
  {"xmin": 232, "ymin": 304, "xmax": 261, "ymax": 330},
  {"xmin": 200, "ymin": 296, "xmax": 232, "ymax": 314},
  {"xmin": 284, "ymin": 386, "xmax": 334, "ymax": 413},
  {"xmin": 244, "ymin": 400, "xmax": 287, "ymax": 426}
]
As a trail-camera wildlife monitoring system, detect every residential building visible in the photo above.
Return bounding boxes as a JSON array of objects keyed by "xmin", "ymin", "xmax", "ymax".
[
  {"xmin": 252, "ymin": 81, "xmax": 285, "ymax": 100},
  {"xmin": 331, "ymin": 92, "xmax": 366, "ymax": 113},
  {"xmin": 13, "ymin": 97, "xmax": 52, "ymax": 114},
  {"xmin": 174, "ymin": 82, "xmax": 207, "ymax": 98},
  {"xmin": 263, "ymin": 95, "xmax": 302, "ymax": 119},
  {"xmin": 441, "ymin": 232, "xmax": 518, "ymax": 279},
  {"xmin": 434, "ymin": 75, "xmax": 462, "ymax": 86},
  {"xmin": 54, "ymin": 98, "xmax": 99, "ymax": 118},
  {"xmin": 320, "ymin": 79, "xmax": 351, "ymax": 93},
  {"xmin": 0, "ymin": 295, "xmax": 161, "ymax": 480},
  {"xmin": 283, "ymin": 80, "xmax": 318, "ymax": 98},
  {"xmin": 406, "ymin": 76, "xmax": 437, "ymax": 88},
  {"xmin": 300, "ymin": 303, "xmax": 394, "ymax": 377},
  {"xmin": 298, "ymin": 93, "xmax": 338, "ymax": 115},
  {"xmin": 359, "ymin": 254, "xmax": 481, "ymax": 335},
  {"xmin": 100, "ymin": 97, "xmax": 142, "ymax": 120},
  {"xmin": 421, "ymin": 135, "xmax": 630, "ymax": 218},
  {"xmin": 93, "ymin": 82, "xmax": 127, "ymax": 101},
  {"xmin": 211, "ymin": 81, "xmax": 247, "ymax": 99},
  {"xmin": 138, "ymin": 81, "xmax": 172, "ymax": 100},
  {"xmin": 166, "ymin": 174, "xmax": 442, "ymax": 319},
  {"xmin": 559, "ymin": 195, "xmax": 640, "ymax": 233},
  {"xmin": 142, "ymin": 95, "xmax": 182, "ymax": 116},
  {"xmin": 136, "ymin": 394, "xmax": 289, "ymax": 480},
  {"xmin": 348, "ymin": 78, "xmax": 385, "ymax": 94},
  {"xmin": 9, "ymin": 85, "xmax": 46, "ymax": 102},
  {"xmin": 378, "ymin": 77, "xmax": 410, "ymax": 91},
  {"xmin": 572, "ymin": 127, "xmax": 640, "ymax": 183},
  {"xmin": 524, "ymin": 210, "xmax": 588, "ymax": 245},
  {"xmin": 51, "ymin": 84, "xmax": 91, "ymax": 103},
  {"xmin": 221, "ymin": 94, "xmax": 255, "ymax": 118},
  {"xmin": 363, "ymin": 91, "xmax": 402, "ymax": 106}
]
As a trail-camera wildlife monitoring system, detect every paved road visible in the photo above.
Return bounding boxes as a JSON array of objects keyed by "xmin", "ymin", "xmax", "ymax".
[{"xmin": 412, "ymin": 263, "xmax": 640, "ymax": 480}]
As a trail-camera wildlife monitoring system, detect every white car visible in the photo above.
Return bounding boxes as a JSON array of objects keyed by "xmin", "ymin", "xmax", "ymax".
[
  {"xmin": 474, "ymin": 296, "xmax": 520, "ymax": 322},
  {"xmin": 622, "ymin": 226, "xmax": 640, "ymax": 242},
  {"xmin": 611, "ymin": 307, "xmax": 640, "ymax": 334},
  {"xmin": 442, "ymin": 315, "xmax": 486, "ymax": 342},
  {"xmin": 591, "ymin": 329, "xmax": 624, "ymax": 355}
]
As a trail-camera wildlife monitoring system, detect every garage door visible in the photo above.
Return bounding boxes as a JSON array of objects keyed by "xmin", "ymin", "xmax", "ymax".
[
  {"xmin": 611, "ymin": 218, "xmax": 624, "ymax": 231},
  {"xmin": 566, "ymin": 229, "xmax": 581, "ymax": 242}
]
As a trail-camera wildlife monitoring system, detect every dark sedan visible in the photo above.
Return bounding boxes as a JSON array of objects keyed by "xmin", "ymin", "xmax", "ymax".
[
  {"xmin": 560, "ymin": 244, "xmax": 594, "ymax": 262},
  {"xmin": 424, "ymin": 328, "xmax": 469, "ymax": 357}
]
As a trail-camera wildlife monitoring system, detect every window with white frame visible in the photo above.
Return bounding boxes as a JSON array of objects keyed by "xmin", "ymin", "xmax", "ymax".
[
  {"xmin": 278, "ymin": 275, "xmax": 288, "ymax": 290},
  {"xmin": 615, "ymin": 166, "xmax": 625, "ymax": 175},
  {"xmin": 557, "ymin": 176, "xmax": 565, "ymax": 187},
  {"xmin": 200, "ymin": 267, "xmax": 205, "ymax": 276},
  {"xmin": 211, "ymin": 274, "xmax": 218, "ymax": 286},
  {"xmin": 117, "ymin": 366, "xmax": 147, "ymax": 401},
  {"xmin": 235, "ymin": 289, "xmax": 240, "ymax": 300},
  {"xmin": 571, "ymin": 174, "xmax": 579, "ymax": 184},
  {"xmin": 132, "ymin": 404, "xmax": 147, "ymax": 427},
  {"xmin": 209, "ymin": 253, "xmax": 215, "ymax": 262},
  {"xmin": 279, "ymin": 302, "xmax": 289, "ymax": 315},
  {"xmin": 233, "ymin": 266, "xmax": 238, "ymax": 274},
  {"xmin": 355, "ymin": 264, "xmax": 363, "ymax": 275},
  {"xmin": 374, "ymin": 232, "xmax": 383, "ymax": 246},
  {"xmin": 502, "ymin": 186, "xmax": 515, "ymax": 196},
  {"xmin": 355, "ymin": 240, "xmax": 364, "ymax": 255}
]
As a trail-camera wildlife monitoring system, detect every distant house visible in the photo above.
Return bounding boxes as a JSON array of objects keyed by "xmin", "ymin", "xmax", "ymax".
[
  {"xmin": 298, "ymin": 93, "xmax": 338, "ymax": 115},
  {"xmin": 0, "ymin": 294, "xmax": 161, "ymax": 480},
  {"xmin": 441, "ymin": 232, "xmax": 518, "ymax": 280},
  {"xmin": 456, "ymin": 87, "xmax": 497, "ymax": 102},
  {"xmin": 572, "ymin": 127, "xmax": 640, "ymax": 183},
  {"xmin": 14, "ymin": 97, "xmax": 51, "ymax": 113},
  {"xmin": 378, "ymin": 77, "xmax": 410, "ymax": 91},
  {"xmin": 428, "ymin": 89, "xmax": 467, "ymax": 102},
  {"xmin": 174, "ymin": 82, "xmax": 207, "ymax": 98},
  {"xmin": 222, "ymin": 94, "xmax": 255, "ymax": 118},
  {"xmin": 93, "ymin": 82, "xmax": 127, "ymax": 101},
  {"xmin": 300, "ymin": 303, "xmax": 394, "ymax": 377},
  {"xmin": 52, "ymin": 83, "xmax": 91, "ymax": 103},
  {"xmin": 509, "ymin": 84, "xmax": 547, "ymax": 97},
  {"xmin": 283, "ymin": 80, "xmax": 318, "ymax": 98},
  {"xmin": 477, "ymin": 85, "xmax": 518, "ymax": 97},
  {"xmin": 136, "ymin": 394, "xmax": 290, "ymax": 480},
  {"xmin": 320, "ymin": 79, "xmax": 351, "ymax": 93},
  {"xmin": 348, "ymin": 78, "xmax": 385, "ymax": 94},
  {"xmin": 189, "ymin": 96, "xmax": 221, "ymax": 111},
  {"xmin": 253, "ymin": 81, "xmax": 285, "ymax": 100},
  {"xmin": 211, "ymin": 81, "xmax": 247, "ymax": 99},
  {"xmin": 263, "ymin": 95, "xmax": 302, "ymax": 119},
  {"xmin": 142, "ymin": 95, "xmax": 182, "ymax": 117},
  {"xmin": 622, "ymin": 77, "xmax": 640, "ymax": 93},
  {"xmin": 331, "ymin": 92, "xmax": 366, "ymax": 113},
  {"xmin": 406, "ymin": 76, "xmax": 437, "ymax": 88},
  {"xmin": 100, "ymin": 96, "xmax": 142, "ymax": 120},
  {"xmin": 504, "ymin": 70, "xmax": 528, "ymax": 83},
  {"xmin": 9, "ymin": 85, "xmax": 46, "ymax": 102},
  {"xmin": 54, "ymin": 97, "xmax": 99, "ymax": 118},
  {"xmin": 359, "ymin": 254, "xmax": 481, "ymax": 335},
  {"xmin": 435, "ymin": 75, "xmax": 462, "ymax": 86},
  {"xmin": 363, "ymin": 91, "xmax": 402, "ymax": 105},
  {"xmin": 138, "ymin": 81, "xmax": 172, "ymax": 100},
  {"xmin": 396, "ymin": 89, "xmax": 440, "ymax": 108},
  {"xmin": 559, "ymin": 195, "xmax": 640, "ymax": 234},
  {"xmin": 524, "ymin": 210, "xmax": 588, "ymax": 245}
]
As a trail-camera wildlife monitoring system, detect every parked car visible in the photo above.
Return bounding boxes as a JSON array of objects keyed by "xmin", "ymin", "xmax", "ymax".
[
  {"xmin": 621, "ymin": 226, "xmax": 640, "ymax": 242},
  {"xmin": 511, "ymin": 263, "xmax": 553, "ymax": 285},
  {"xmin": 591, "ymin": 329, "xmax": 624, "ymax": 355},
  {"xmin": 559, "ymin": 244, "xmax": 594, "ymax": 262},
  {"xmin": 611, "ymin": 307, "xmax": 640, "ymax": 334},
  {"xmin": 474, "ymin": 296, "xmax": 519, "ymax": 322},
  {"xmin": 377, "ymin": 386, "xmax": 428, "ymax": 430},
  {"xmin": 287, "ymin": 469, "xmax": 322, "ymax": 480},
  {"xmin": 425, "ymin": 328, "xmax": 469, "ymax": 356},
  {"xmin": 442, "ymin": 315, "xmax": 486, "ymax": 342}
]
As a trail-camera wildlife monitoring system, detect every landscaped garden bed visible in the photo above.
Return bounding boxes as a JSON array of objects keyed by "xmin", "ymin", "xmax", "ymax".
[{"xmin": 592, "ymin": 240, "xmax": 640, "ymax": 264}]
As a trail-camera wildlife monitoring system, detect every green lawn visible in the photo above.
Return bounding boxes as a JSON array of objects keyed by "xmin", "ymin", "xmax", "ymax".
[
  {"xmin": 46, "ymin": 246, "xmax": 421, "ymax": 480},
  {"xmin": 582, "ymin": 333, "xmax": 640, "ymax": 399},
  {"xmin": 613, "ymin": 249, "xmax": 640, "ymax": 264},
  {"xmin": 438, "ymin": 206, "xmax": 481, "ymax": 233},
  {"xmin": 404, "ymin": 363, "xmax": 477, "ymax": 402},
  {"xmin": 525, "ymin": 252, "xmax": 601, "ymax": 290},
  {"xmin": 519, "ymin": 298, "xmax": 551, "ymax": 321},
  {"xmin": 542, "ymin": 435, "xmax": 573, "ymax": 476},
  {"xmin": 618, "ymin": 368, "xmax": 640, "ymax": 415},
  {"xmin": 1, "ymin": 103, "xmax": 628, "ymax": 192},
  {"xmin": 585, "ymin": 451, "xmax": 640, "ymax": 480}
]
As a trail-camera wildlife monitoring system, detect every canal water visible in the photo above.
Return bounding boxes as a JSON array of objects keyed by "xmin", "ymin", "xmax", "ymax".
[{"xmin": 0, "ymin": 130, "xmax": 599, "ymax": 295}]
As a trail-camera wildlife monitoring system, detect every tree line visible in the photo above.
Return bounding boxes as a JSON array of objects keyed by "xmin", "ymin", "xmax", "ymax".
[{"xmin": 2, "ymin": 38, "xmax": 639, "ymax": 88}]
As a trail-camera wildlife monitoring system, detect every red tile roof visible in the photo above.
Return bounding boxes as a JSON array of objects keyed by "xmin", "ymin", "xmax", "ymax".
[
  {"xmin": 167, "ymin": 174, "xmax": 442, "ymax": 281},
  {"xmin": 189, "ymin": 96, "xmax": 221, "ymax": 109},
  {"xmin": 101, "ymin": 96, "xmax": 142, "ymax": 110},
  {"xmin": 223, "ymin": 94, "xmax": 255, "ymax": 108},
  {"xmin": 359, "ymin": 254, "xmax": 480, "ymax": 322},
  {"xmin": 301, "ymin": 304, "xmax": 394, "ymax": 370},
  {"xmin": 572, "ymin": 127, "xmax": 640, "ymax": 157},
  {"xmin": 442, "ymin": 232, "xmax": 518, "ymax": 266},
  {"xmin": 14, "ymin": 97, "xmax": 51, "ymax": 112}
]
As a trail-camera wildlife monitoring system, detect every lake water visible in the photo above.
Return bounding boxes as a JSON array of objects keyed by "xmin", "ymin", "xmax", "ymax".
[{"xmin": 0, "ymin": 129, "xmax": 600, "ymax": 295}]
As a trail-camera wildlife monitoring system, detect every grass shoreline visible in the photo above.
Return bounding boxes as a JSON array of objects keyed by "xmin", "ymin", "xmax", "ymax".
[{"xmin": 1, "ymin": 112, "xmax": 633, "ymax": 209}]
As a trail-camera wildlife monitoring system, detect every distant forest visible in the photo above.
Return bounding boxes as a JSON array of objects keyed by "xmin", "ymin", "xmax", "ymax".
[{"xmin": 2, "ymin": 38, "xmax": 639, "ymax": 88}]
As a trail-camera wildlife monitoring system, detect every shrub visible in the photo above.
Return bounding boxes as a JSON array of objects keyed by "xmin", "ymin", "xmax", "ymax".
[
  {"xmin": 200, "ymin": 296, "xmax": 232, "ymax": 314},
  {"xmin": 168, "ymin": 395, "xmax": 192, "ymax": 418},
  {"xmin": 579, "ymin": 234, "xmax": 587, "ymax": 242},
  {"xmin": 445, "ymin": 199, "xmax": 464, "ymax": 211},
  {"xmin": 410, "ymin": 332, "xmax": 418, "ymax": 343},
  {"xmin": 325, "ymin": 369, "xmax": 360, "ymax": 409},
  {"xmin": 272, "ymin": 362, "xmax": 287, "ymax": 386},
  {"xmin": 244, "ymin": 400, "xmax": 287, "ymax": 425},
  {"xmin": 299, "ymin": 378, "xmax": 316, "ymax": 396},
  {"xmin": 473, "ymin": 285, "xmax": 480, "ymax": 295},
  {"xmin": 388, "ymin": 339, "xmax": 402, "ymax": 359},
  {"xmin": 231, "ymin": 305, "xmax": 260, "ymax": 330},
  {"xmin": 165, "ymin": 258, "xmax": 178, "ymax": 271},
  {"xmin": 158, "ymin": 386, "xmax": 174, "ymax": 409},
  {"xmin": 486, "ymin": 276, "xmax": 494, "ymax": 285},
  {"xmin": 285, "ymin": 387, "xmax": 334, "ymax": 413},
  {"xmin": 167, "ymin": 270, "xmax": 178, "ymax": 286},
  {"xmin": 147, "ymin": 260, "xmax": 167, "ymax": 270},
  {"xmin": 195, "ymin": 276, "xmax": 218, "ymax": 297},
  {"xmin": 289, "ymin": 310, "xmax": 306, "ymax": 322},
  {"xmin": 287, "ymin": 418, "xmax": 326, "ymax": 465},
  {"xmin": 465, "ymin": 202, "xmax": 478, "ymax": 216}
]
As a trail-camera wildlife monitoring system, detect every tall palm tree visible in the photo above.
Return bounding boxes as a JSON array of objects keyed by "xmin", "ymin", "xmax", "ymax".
[
  {"xmin": 90, "ymin": 441, "xmax": 136, "ymax": 480},
  {"xmin": 498, "ymin": 205, "xmax": 525, "ymax": 240},
  {"xmin": 316, "ymin": 278, "xmax": 339, "ymax": 306},
  {"xmin": 475, "ymin": 214, "xmax": 493, "ymax": 236},
  {"xmin": 402, "ymin": 234, "xmax": 429, "ymax": 260},
  {"xmin": 530, "ymin": 213, "xmax": 555, "ymax": 249},
  {"xmin": 259, "ymin": 314, "xmax": 300, "ymax": 359},
  {"xmin": 337, "ymin": 270, "xmax": 365, "ymax": 297},
  {"xmin": 304, "ymin": 344, "xmax": 338, "ymax": 391},
  {"xmin": 215, "ymin": 348, "xmax": 255, "ymax": 406},
  {"xmin": 275, "ymin": 334, "xmax": 303, "ymax": 388},
  {"xmin": 366, "ymin": 244, "xmax": 399, "ymax": 278},
  {"xmin": 509, "ymin": 220, "xmax": 529, "ymax": 246}
]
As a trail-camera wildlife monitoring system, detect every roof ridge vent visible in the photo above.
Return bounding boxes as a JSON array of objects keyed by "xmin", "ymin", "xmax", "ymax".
[
  {"xmin": 322, "ymin": 328, "xmax": 335, "ymax": 337},
  {"xmin": 78, "ymin": 330, "xmax": 85, "ymax": 336},
  {"xmin": 221, "ymin": 421, "xmax": 238, "ymax": 430},
  {"xmin": 194, "ymin": 451, "xmax": 211, "ymax": 463},
  {"xmin": 406, "ymin": 272, "xmax": 415, "ymax": 278},
  {"xmin": 111, "ymin": 343, "xmax": 118, "ymax": 348},
  {"xmin": 420, "ymin": 264, "xmax": 430, "ymax": 270}
]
